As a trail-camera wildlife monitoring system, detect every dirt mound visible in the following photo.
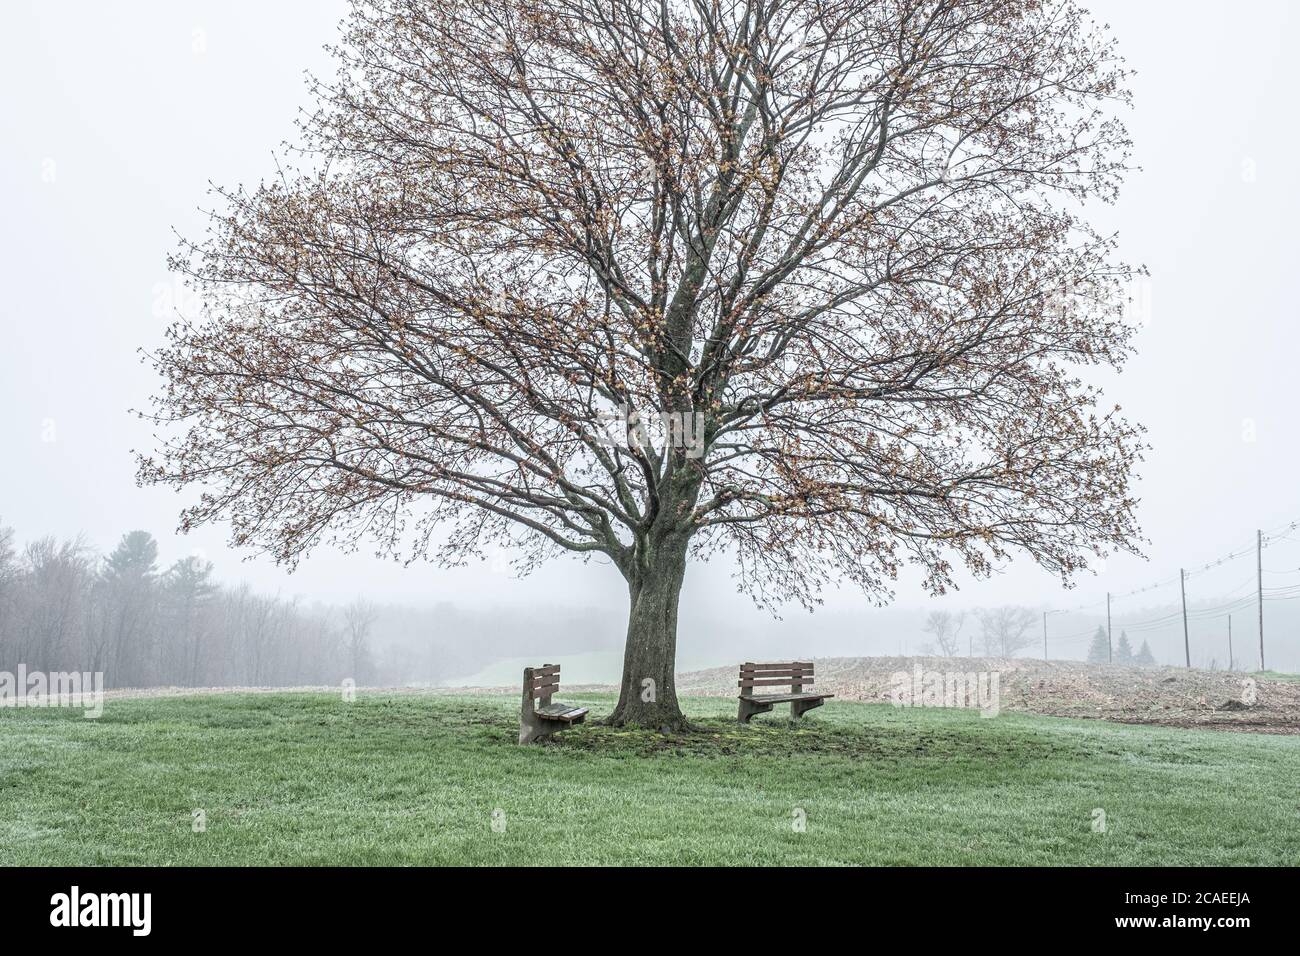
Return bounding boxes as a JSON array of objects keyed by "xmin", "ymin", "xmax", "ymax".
[{"xmin": 675, "ymin": 656, "xmax": 1300, "ymax": 734}]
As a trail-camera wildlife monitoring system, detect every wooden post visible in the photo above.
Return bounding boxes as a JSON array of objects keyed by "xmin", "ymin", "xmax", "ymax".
[
  {"xmin": 1228, "ymin": 615, "xmax": 1234, "ymax": 672},
  {"xmin": 1180, "ymin": 569, "xmax": 1191, "ymax": 668},
  {"xmin": 1106, "ymin": 592, "xmax": 1112, "ymax": 663},
  {"xmin": 1258, "ymin": 529, "xmax": 1265, "ymax": 671},
  {"xmin": 1042, "ymin": 611, "xmax": 1048, "ymax": 660}
]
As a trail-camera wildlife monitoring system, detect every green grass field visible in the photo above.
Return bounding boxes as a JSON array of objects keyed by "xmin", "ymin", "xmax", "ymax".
[{"xmin": 1, "ymin": 692, "xmax": 1297, "ymax": 865}]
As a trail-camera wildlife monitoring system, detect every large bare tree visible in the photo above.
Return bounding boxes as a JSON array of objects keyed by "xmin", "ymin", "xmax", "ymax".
[
  {"xmin": 976, "ymin": 605, "xmax": 1037, "ymax": 658},
  {"xmin": 921, "ymin": 609, "xmax": 965, "ymax": 657},
  {"xmin": 140, "ymin": 0, "xmax": 1144, "ymax": 729}
]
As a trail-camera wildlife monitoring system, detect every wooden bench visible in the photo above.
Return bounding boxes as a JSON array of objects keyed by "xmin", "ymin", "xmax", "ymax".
[
  {"xmin": 737, "ymin": 661, "xmax": 833, "ymax": 723},
  {"xmin": 518, "ymin": 664, "xmax": 589, "ymax": 744}
]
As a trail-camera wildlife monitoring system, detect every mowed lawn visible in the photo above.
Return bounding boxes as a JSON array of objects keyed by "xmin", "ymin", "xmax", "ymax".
[{"xmin": 1, "ymin": 692, "xmax": 1297, "ymax": 865}]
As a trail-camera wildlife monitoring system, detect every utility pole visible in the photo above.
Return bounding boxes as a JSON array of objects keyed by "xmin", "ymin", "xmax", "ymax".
[
  {"xmin": 1258, "ymin": 529, "xmax": 1265, "ymax": 671},
  {"xmin": 1180, "ymin": 568, "xmax": 1191, "ymax": 668},
  {"xmin": 1106, "ymin": 592, "xmax": 1112, "ymax": 663},
  {"xmin": 1043, "ymin": 611, "xmax": 1048, "ymax": 660},
  {"xmin": 1228, "ymin": 615, "xmax": 1234, "ymax": 672}
]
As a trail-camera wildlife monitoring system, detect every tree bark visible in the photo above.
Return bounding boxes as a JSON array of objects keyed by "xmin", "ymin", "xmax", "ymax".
[{"xmin": 605, "ymin": 531, "xmax": 691, "ymax": 730}]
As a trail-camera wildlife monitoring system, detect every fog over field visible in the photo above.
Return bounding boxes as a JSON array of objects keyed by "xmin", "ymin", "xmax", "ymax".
[{"xmin": 3, "ymin": 0, "xmax": 1300, "ymax": 681}]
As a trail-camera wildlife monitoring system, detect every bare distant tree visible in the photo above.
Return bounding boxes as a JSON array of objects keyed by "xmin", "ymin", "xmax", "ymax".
[
  {"xmin": 0, "ymin": 520, "xmax": 16, "ymax": 655},
  {"xmin": 227, "ymin": 585, "xmax": 283, "ymax": 685},
  {"xmin": 0, "ymin": 520, "xmax": 14, "ymax": 585},
  {"xmin": 12, "ymin": 536, "xmax": 94, "ymax": 672},
  {"xmin": 920, "ymin": 609, "xmax": 965, "ymax": 657},
  {"xmin": 977, "ymin": 606, "xmax": 1037, "ymax": 658},
  {"xmin": 343, "ymin": 598, "xmax": 380, "ymax": 684},
  {"xmin": 141, "ymin": 0, "xmax": 1145, "ymax": 728}
]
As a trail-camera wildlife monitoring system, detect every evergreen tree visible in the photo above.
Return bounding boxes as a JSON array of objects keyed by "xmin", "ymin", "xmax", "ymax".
[
  {"xmin": 98, "ymin": 530, "xmax": 162, "ymax": 683},
  {"xmin": 1115, "ymin": 630, "xmax": 1133, "ymax": 663},
  {"xmin": 102, "ymin": 530, "xmax": 160, "ymax": 584},
  {"xmin": 1086, "ymin": 626, "xmax": 1111, "ymax": 664},
  {"xmin": 161, "ymin": 556, "xmax": 216, "ymax": 685},
  {"xmin": 1134, "ymin": 639, "xmax": 1156, "ymax": 666}
]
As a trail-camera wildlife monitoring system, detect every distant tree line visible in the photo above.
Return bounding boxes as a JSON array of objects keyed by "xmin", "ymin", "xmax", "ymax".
[
  {"xmin": 919, "ymin": 608, "xmax": 1159, "ymax": 665},
  {"xmin": 918, "ymin": 608, "xmax": 1043, "ymax": 658},
  {"xmin": 0, "ymin": 521, "xmax": 373, "ymax": 688}
]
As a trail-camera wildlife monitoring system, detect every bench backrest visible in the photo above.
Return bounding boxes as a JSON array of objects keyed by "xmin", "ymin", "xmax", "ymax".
[
  {"xmin": 523, "ymin": 664, "xmax": 561, "ymax": 704},
  {"xmin": 738, "ymin": 661, "xmax": 815, "ymax": 693}
]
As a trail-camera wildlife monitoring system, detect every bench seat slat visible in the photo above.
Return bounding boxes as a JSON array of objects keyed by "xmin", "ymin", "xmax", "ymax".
[
  {"xmin": 535, "ymin": 703, "xmax": 588, "ymax": 721},
  {"xmin": 738, "ymin": 692, "xmax": 833, "ymax": 704}
]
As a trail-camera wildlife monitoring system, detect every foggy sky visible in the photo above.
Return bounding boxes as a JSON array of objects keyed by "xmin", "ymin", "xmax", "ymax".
[{"xmin": 3, "ymin": 0, "xmax": 1300, "ymax": 640}]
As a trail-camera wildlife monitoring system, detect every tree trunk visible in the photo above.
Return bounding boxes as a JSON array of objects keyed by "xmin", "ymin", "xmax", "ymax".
[{"xmin": 605, "ymin": 532, "xmax": 690, "ymax": 730}]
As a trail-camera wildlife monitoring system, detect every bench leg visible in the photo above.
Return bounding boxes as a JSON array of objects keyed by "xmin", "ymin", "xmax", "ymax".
[
  {"xmin": 519, "ymin": 713, "xmax": 552, "ymax": 745},
  {"xmin": 520, "ymin": 715, "xmax": 583, "ymax": 744},
  {"xmin": 738, "ymin": 697, "xmax": 774, "ymax": 724},
  {"xmin": 790, "ymin": 698, "xmax": 825, "ymax": 720}
]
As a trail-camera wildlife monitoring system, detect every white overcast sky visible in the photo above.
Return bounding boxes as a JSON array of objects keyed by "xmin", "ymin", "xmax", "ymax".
[{"xmin": 3, "ymin": 0, "xmax": 1300, "ymax": 620}]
